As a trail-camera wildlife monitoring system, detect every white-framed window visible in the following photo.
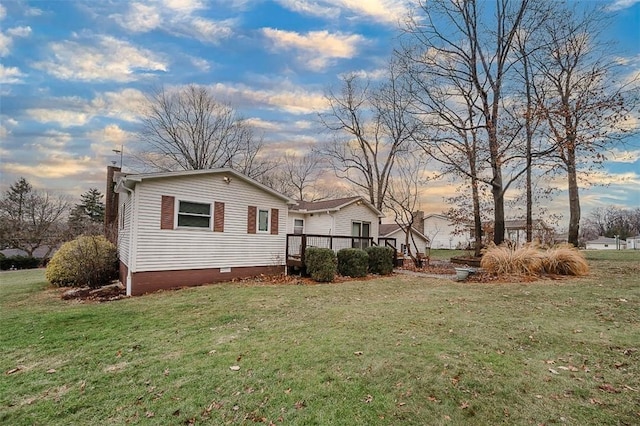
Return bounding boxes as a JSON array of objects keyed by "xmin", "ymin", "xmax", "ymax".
[
  {"xmin": 352, "ymin": 221, "xmax": 371, "ymax": 249},
  {"xmin": 177, "ymin": 200, "xmax": 211, "ymax": 229},
  {"xmin": 293, "ymin": 218, "xmax": 304, "ymax": 234},
  {"xmin": 258, "ymin": 208, "xmax": 270, "ymax": 232}
]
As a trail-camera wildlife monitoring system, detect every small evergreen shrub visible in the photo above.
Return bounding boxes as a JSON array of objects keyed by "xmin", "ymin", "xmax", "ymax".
[
  {"xmin": 305, "ymin": 247, "xmax": 337, "ymax": 282},
  {"xmin": 337, "ymin": 248, "xmax": 368, "ymax": 277},
  {"xmin": 0, "ymin": 255, "xmax": 41, "ymax": 270},
  {"xmin": 366, "ymin": 246, "xmax": 394, "ymax": 275},
  {"xmin": 46, "ymin": 235, "xmax": 118, "ymax": 288}
]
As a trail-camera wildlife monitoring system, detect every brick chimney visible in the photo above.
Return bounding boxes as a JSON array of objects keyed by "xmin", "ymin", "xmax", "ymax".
[
  {"xmin": 105, "ymin": 166, "xmax": 121, "ymax": 243},
  {"xmin": 413, "ymin": 210, "xmax": 425, "ymax": 233}
]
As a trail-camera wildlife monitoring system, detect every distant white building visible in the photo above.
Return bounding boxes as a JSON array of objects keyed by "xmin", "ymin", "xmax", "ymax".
[
  {"xmin": 625, "ymin": 235, "xmax": 640, "ymax": 250},
  {"xmin": 585, "ymin": 236, "xmax": 627, "ymax": 250},
  {"xmin": 422, "ymin": 213, "xmax": 473, "ymax": 249}
]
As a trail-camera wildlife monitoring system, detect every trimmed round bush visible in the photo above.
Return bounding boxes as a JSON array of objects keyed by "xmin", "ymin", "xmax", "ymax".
[
  {"xmin": 305, "ymin": 247, "xmax": 337, "ymax": 282},
  {"xmin": 337, "ymin": 248, "xmax": 368, "ymax": 277},
  {"xmin": 365, "ymin": 246, "xmax": 394, "ymax": 275},
  {"xmin": 46, "ymin": 235, "xmax": 118, "ymax": 288}
]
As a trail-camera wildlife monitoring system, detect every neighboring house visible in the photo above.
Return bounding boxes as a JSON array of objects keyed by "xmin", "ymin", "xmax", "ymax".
[
  {"xmin": 422, "ymin": 214, "xmax": 473, "ymax": 249},
  {"xmin": 378, "ymin": 223, "xmax": 429, "ymax": 255},
  {"xmin": 585, "ymin": 236, "xmax": 627, "ymax": 250},
  {"xmin": 287, "ymin": 196, "xmax": 383, "ymax": 250},
  {"xmin": 627, "ymin": 235, "xmax": 640, "ymax": 250},
  {"xmin": 0, "ymin": 246, "xmax": 54, "ymax": 258},
  {"xmin": 113, "ymin": 168, "xmax": 296, "ymax": 296}
]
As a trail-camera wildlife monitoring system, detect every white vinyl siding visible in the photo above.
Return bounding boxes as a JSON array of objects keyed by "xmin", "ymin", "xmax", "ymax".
[
  {"xmin": 117, "ymin": 192, "xmax": 133, "ymax": 267},
  {"xmin": 332, "ymin": 202, "xmax": 379, "ymax": 240},
  {"xmin": 131, "ymin": 174, "xmax": 287, "ymax": 272}
]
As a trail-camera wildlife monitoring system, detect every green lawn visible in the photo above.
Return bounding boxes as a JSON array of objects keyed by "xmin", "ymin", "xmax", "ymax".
[{"xmin": 1, "ymin": 252, "xmax": 639, "ymax": 425}]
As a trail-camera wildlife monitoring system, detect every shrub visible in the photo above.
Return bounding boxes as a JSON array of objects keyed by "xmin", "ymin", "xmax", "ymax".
[
  {"xmin": 305, "ymin": 247, "xmax": 337, "ymax": 282},
  {"xmin": 366, "ymin": 246, "xmax": 394, "ymax": 275},
  {"xmin": 0, "ymin": 255, "xmax": 41, "ymax": 270},
  {"xmin": 481, "ymin": 244, "xmax": 545, "ymax": 276},
  {"xmin": 46, "ymin": 235, "xmax": 118, "ymax": 288},
  {"xmin": 542, "ymin": 245, "xmax": 589, "ymax": 276},
  {"xmin": 337, "ymin": 248, "xmax": 368, "ymax": 277}
]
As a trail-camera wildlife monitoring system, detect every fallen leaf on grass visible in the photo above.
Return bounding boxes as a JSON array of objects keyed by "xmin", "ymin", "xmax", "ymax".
[
  {"xmin": 354, "ymin": 351, "xmax": 363, "ymax": 356},
  {"xmin": 6, "ymin": 367, "xmax": 22, "ymax": 375},
  {"xmin": 172, "ymin": 409, "xmax": 180, "ymax": 416},
  {"xmin": 145, "ymin": 411, "xmax": 154, "ymax": 418},
  {"xmin": 284, "ymin": 388, "xmax": 291, "ymax": 394},
  {"xmin": 598, "ymin": 384, "xmax": 620, "ymax": 393},
  {"xmin": 230, "ymin": 365, "xmax": 241, "ymax": 371},
  {"xmin": 294, "ymin": 400, "xmax": 306, "ymax": 409},
  {"xmin": 589, "ymin": 398, "xmax": 603, "ymax": 405},
  {"xmin": 364, "ymin": 394, "xmax": 373, "ymax": 403},
  {"xmin": 427, "ymin": 396, "xmax": 440, "ymax": 403},
  {"xmin": 548, "ymin": 368, "xmax": 559, "ymax": 375},
  {"xmin": 163, "ymin": 369, "xmax": 170, "ymax": 376},
  {"xmin": 460, "ymin": 401, "xmax": 470, "ymax": 409},
  {"xmin": 46, "ymin": 369, "xmax": 56, "ymax": 374}
]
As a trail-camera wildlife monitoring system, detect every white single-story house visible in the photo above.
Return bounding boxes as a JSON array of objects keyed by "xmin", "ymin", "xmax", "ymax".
[
  {"xmin": 585, "ymin": 236, "xmax": 627, "ymax": 250},
  {"xmin": 287, "ymin": 196, "xmax": 383, "ymax": 251},
  {"xmin": 627, "ymin": 236, "xmax": 640, "ymax": 250},
  {"xmin": 422, "ymin": 214, "xmax": 473, "ymax": 249},
  {"xmin": 114, "ymin": 168, "xmax": 296, "ymax": 296},
  {"xmin": 378, "ymin": 223, "xmax": 429, "ymax": 255}
]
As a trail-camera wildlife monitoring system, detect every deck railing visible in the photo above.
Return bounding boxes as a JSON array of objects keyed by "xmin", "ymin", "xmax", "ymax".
[{"xmin": 286, "ymin": 234, "xmax": 397, "ymax": 268}]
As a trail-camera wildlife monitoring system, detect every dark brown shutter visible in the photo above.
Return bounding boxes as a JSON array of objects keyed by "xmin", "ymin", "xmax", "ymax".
[
  {"xmin": 214, "ymin": 202, "xmax": 225, "ymax": 232},
  {"xmin": 247, "ymin": 206, "xmax": 256, "ymax": 234},
  {"xmin": 271, "ymin": 208, "xmax": 279, "ymax": 235},
  {"xmin": 160, "ymin": 196, "xmax": 175, "ymax": 230}
]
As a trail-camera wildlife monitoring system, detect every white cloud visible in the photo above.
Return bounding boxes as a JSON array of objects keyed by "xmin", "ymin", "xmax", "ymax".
[
  {"xmin": 209, "ymin": 81, "xmax": 329, "ymax": 115},
  {"xmin": 26, "ymin": 108, "xmax": 91, "ymax": 128},
  {"xmin": 0, "ymin": 64, "xmax": 25, "ymax": 84},
  {"xmin": 33, "ymin": 35, "xmax": 167, "ymax": 82},
  {"xmin": 607, "ymin": 0, "xmax": 640, "ymax": 11},
  {"xmin": 0, "ymin": 32, "xmax": 10, "ymax": 56},
  {"xmin": 606, "ymin": 148, "xmax": 640, "ymax": 163},
  {"xmin": 262, "ymin": 28, "xmax": 364, "ymax": 71},
  {"xmin": 111, "ymin": 0, "xmax": 234, "ymax": 44},
  {"xmin": 276, "ymin": 0, "xmax": 410, "ymax": 25},
  {"xmin": 7, "ymin": 26, "xmax": 32, "ymax": 37},
  {"xmin": 111, "ymin": 2, "xmax": 161, "ymax": 33},
  {"xmin": 190, "ymin": 56, "xmax": 210, "ymax": 71},
  {"xmin": 0, "ymin": 4, "xmax": 5, "ymax": 20}
]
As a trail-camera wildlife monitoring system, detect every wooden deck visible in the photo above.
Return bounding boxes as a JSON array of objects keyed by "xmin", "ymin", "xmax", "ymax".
[{"xmin": 286, "ymin": 234, "xmax": 397, "ymax": 269}]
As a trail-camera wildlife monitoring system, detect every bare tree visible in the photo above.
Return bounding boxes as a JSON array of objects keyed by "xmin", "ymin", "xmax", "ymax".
[
  {"xmin": 318, "ymin": 60, "xmax": 420, "ymax": 210},
  {"xmin": 138, "ymin": 84, "xmax": 268, "ymax": 178},
  {"xmin": 261, "ymin": 152, "xmax": 330, "ymax": 201},
  {"xmin": 532, "ymin": 4, "xmax": 638, "ymax": 246},
  {"xmin": 384, "ymin": 153, "xmax": 428, "ymax": 267},
  {"xmin": 0, "ymin": 178, "xmax": 69, "ymax": 258},
  {"xmin": 401, "ymin": 0, "xmax": 536, "ymax": 245}
]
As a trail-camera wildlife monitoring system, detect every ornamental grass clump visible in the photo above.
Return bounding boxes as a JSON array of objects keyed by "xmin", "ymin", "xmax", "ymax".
[
  {"xmin": 542, "ymin": 245, "xmax": 589, "ymax": 276},
  {"xmin": 481, "ymin": 243, "xmax": 545, "ymax": 276},
  {"xmin": 46, "ymin": 235, "xmax": 118, "ymax": 288}
]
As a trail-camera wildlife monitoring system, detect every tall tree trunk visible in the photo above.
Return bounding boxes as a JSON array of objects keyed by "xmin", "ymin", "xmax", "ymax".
[
  {"xmin": 488, "ymin": 123, "xmax": 505, "ymax": 245},
  {"xmin": 567, "ymin": 147, "xmax": 580, "ymax": 246},
  {"xmin": 471, "ymin": 176, "xmax": 483, "ymax": 257}
]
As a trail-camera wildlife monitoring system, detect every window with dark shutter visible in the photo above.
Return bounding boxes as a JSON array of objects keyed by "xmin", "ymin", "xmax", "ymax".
[
  {"xmin": 247, "ymin": 206, "xmax": 257, "ymax": 234},
  {"xmin": 160, "ymin": 196, "xmax": 175, "ymax": 229},
  {"xmin": 271, "ymin": 208, "xmax": 279, "ymax": 235},
  {"xmin": 214, "ymin": 202, "xmax": 225, "ymax": 232}
]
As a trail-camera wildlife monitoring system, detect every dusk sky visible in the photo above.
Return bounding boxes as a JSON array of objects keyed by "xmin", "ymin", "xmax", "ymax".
[{"xmin": 1, "ymin": 0, "xmax": 639, "ymax": 229}]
